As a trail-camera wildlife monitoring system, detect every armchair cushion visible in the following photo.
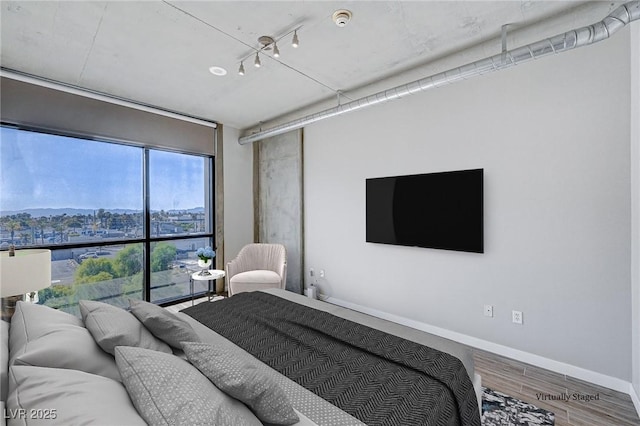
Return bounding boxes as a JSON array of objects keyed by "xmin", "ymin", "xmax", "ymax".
[
  {"xmin": 230, "ymin": 270, "xmax": 282, "ymax": 295},
  {"xmin": 230, "ymin": 270, "xmax": 281, "ymax": 286}
]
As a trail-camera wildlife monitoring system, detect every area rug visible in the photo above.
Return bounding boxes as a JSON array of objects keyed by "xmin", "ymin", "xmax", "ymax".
[{"xmin": 482, "ymin": 387, "xmax": 555, "ymax": 425}]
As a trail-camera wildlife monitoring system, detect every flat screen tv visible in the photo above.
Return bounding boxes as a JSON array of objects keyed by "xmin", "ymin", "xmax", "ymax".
[{"xmin": 366, "ymin": 168, "xmax": 483, "ymax": 253}]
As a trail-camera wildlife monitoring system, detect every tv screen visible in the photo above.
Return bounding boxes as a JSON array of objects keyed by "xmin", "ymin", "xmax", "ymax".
[{"xmin": 366, "ymin": 169, "xmax": 483, "ymax": 253}]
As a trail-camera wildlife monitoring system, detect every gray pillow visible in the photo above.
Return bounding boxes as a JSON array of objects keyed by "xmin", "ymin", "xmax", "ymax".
[
  {"xmin": 183, "ymin": 342, "xmax": 300, "ymax": 425},
  {"xmin": 128, "ymin": 299, "xmax": 200, "ymax": 349},
  {"xmin": 1, "ymin": 320, "xmax": 9, "ymax": 402},
  {"xmin": 115, "ymin": 346, "xmax": 262, "ymax": 426},
  {"xmin": 7, "ymin": 365, "xmax": 146, "ymax": 426},
  {"xmin": 8, "ymin": 301, "xmax": 120, "ymax": 381},
  {"xmin": 79, "ymin": 300, "xmax": 171, "ymax": 355}
]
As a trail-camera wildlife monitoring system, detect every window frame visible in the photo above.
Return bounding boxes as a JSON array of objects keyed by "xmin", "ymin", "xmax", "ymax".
[{"xmin": 0, "ymin": 122, "xmax": 216, "ymax": 307}]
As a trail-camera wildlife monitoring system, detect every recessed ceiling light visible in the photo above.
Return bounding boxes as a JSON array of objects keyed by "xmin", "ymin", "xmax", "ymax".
[{"xmin": 208, "ymin": 66, "xmax": 227, "ymax": 76}]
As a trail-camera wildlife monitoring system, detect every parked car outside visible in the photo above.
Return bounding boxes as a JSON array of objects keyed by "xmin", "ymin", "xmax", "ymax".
[{"xmin": 79, "ymin": 252, "xmax": 98, "ymax": 259}]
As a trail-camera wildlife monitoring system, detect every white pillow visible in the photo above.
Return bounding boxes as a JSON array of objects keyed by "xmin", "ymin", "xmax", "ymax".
[
  {"xmin": 9, "ymin": 302, "xmax": 120, "ymax": 381},
  {"xmin": 2, "ymin": 320, "xmax": 9, "ymax": 402},
  {"xmin": 79, "ymin": 300, "xmax": 171, "ymax": 355},
  {"xmin": 7, "ymin": 365, "xmax": 145, "ymax": 426},
  {"xmin": 129, "ymin": 299, "xmax": 200, "ymax": 349}
]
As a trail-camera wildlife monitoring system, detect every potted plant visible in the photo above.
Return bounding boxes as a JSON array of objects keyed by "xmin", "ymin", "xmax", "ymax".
[{"xmin": 195, "ymin": 246, "xmax": 215, "ymax": 275}]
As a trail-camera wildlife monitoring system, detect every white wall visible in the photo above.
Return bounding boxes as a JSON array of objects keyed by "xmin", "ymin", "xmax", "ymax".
[
  {"xmin": 304, "ymin": 28, "xmax": 632, "ymax": 383},
  {"xmin": 631, "ymin": 23, "xmax": 640, "ymax": 408},
  {"xmin": 222, "ymin": 125, "xmax": 254, "ymax": 260}
]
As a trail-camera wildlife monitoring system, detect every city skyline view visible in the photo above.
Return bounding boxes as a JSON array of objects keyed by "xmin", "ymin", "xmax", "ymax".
[
  {"xmin": 0, "ymin": 125, "xmax": 215, "ymax": 312},
  {"xmin": 0, "ymin": 126, "xmax": 206, "ymax": 214}
]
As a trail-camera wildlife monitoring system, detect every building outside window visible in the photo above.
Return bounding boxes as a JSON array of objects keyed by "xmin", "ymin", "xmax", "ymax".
[{"xmin": 0, "ymin": 125, "xmax": 215, "ymax": 315}]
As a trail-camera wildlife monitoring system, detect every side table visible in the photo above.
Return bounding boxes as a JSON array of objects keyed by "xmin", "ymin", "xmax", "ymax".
[{"xmin": 190, "ymin": 269, "xmax": 225, "ymax": 305}]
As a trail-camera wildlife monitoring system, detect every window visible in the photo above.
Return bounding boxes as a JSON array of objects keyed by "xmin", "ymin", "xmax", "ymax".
[{"xmin": 0, "ymin": 125, "xmax": 214, "ymax": 314}]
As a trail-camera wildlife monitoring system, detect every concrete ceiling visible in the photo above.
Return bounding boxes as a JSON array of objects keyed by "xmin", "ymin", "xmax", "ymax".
[{"xmin": 0, "ymin": 1, "xmax": 625, "ymax": 130}]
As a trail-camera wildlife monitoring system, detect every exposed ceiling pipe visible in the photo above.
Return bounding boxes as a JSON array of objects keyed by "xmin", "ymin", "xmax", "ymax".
[{"xmin": 239, "ymin": 1, "xmax": 640, "ymax": 145}]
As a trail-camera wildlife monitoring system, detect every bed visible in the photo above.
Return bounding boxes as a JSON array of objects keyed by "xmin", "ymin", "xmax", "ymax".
[
  {"xmin": 180, "ymin": 289, "xmax": 482, "ymax": 426},
  {"xmin": 2, "ymin": 289, "xmax": 482, "ymax": 426}
]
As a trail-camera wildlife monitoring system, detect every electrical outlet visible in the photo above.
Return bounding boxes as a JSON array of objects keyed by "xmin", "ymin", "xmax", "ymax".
[
  {"xmin": 512, "ymin": 310, "xmax": 523, "ymax": 324},
  {"xmin": 319, "ymin": 269, "xmax": 325, "ymax": 278},
  {"xmin": 484, "ymin": 305, "xmax": 493, "ymax": 317},
  {"xmin": 309, "ymin": 268, "xmax": 314, "ymax": 277}
]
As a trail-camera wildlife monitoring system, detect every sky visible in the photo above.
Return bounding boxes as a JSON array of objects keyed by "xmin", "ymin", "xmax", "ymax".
[{"xmin": 0, "ymin": 126, "xmax": 206, "ymax": 214}]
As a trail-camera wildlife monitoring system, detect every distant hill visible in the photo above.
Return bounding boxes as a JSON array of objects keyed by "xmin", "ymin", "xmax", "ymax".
[{"xmin": 0, "ymin": 207, "xmax": 204, "ymax": 218}]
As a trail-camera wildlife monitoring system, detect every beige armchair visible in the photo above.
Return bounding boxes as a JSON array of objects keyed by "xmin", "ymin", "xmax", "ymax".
[{"xmin": 226, "ymin": 243, "xmax": 287, "ymax": 296}]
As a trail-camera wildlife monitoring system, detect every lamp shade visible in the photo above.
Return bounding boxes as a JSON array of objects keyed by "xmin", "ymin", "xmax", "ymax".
[{"xmin": 0, "ymin": 249, "xmax": 52, "ymax": 297}]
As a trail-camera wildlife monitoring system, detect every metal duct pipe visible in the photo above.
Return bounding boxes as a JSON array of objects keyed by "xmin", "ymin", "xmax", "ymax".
[{"xmin": 239, "ymin": 1, "xmax": 639, "ymax": 145}]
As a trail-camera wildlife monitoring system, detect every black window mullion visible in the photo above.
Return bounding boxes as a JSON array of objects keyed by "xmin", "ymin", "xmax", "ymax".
[
  {"xmin": 208, "ymin": 155, "xmax": 215, "ymax": 250},
  {"xmin": 143, "ymin": 148, "xmax": 151, "ymax": 301}
]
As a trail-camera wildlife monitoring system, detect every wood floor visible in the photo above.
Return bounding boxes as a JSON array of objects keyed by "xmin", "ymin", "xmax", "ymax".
[
  {"xmin": 474, "ymin": 349, "xmax": 640, "ymax": 426},
  {"xmin": 168, "ymin": 297, "xmax": 640, "ymax": 425}
]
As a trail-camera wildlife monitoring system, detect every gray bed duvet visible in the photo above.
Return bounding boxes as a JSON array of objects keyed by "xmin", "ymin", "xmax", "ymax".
[{"xmin": 181, "ymin": 289, "xmax": 481, "ymax": 426}]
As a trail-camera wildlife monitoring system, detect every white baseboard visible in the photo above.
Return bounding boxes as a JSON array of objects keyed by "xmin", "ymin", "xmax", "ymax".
[
  {"xmin": 631, "ymin": 384, "xmax": 640, "ymax": 418},
  {"xmin": 322, "ymin": 295, "xmax": 635, "ymax": 399}
]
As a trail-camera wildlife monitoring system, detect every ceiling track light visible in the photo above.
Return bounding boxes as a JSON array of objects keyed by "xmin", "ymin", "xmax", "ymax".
[
  {"xmin": 237, "ymin": 27, "xmax": 301, "ymax": 76},
  {"xmin": 258, "ymin": 36, "xmax": 275, "ymax": 51},
  {"xmin": 292, "ymin": 30, "xmax": 299, "ymax": 48}
]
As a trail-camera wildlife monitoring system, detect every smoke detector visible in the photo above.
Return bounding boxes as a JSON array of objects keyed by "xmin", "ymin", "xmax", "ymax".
[{"xmin": 332, "ymin": 9, "xmax": 352, "ymax": 27}]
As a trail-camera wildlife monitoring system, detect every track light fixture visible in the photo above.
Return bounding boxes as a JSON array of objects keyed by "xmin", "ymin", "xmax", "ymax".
[
  {"xmin": 237, "ymin": 27, "xmax": 301, "ymax": 76},
  {"xmin": 292, "ymin": 30, "xmax": 299, "ymax": 48}
]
